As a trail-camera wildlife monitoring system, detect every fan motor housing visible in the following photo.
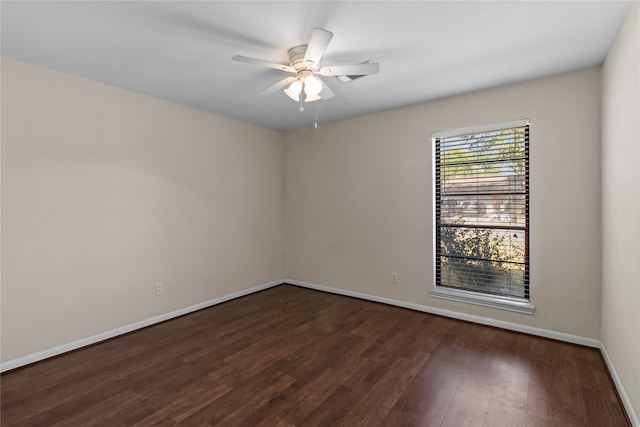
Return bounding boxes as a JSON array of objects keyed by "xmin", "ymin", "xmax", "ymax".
[{"xmin": 288, "ymin": 45, "xmax": 318, "ymax": 72}]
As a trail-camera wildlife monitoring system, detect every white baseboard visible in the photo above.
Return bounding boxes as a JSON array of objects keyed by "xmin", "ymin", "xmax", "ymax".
[
  {"xmin": 286, "ymin": 279, "xmax": 600, "ymax": 347},
  {"xmin": 600, "ymin": 345, "xmax": 640, "ymax": 426},
  {"xmin": 0, "ymin": 279, "xmax": 284, "ymax": 373}
]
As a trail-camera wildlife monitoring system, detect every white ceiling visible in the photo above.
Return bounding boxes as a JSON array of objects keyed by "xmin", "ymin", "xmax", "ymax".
[{"xmin": 1, "ymin": 1, "xmax": 630, "ymax": 131}]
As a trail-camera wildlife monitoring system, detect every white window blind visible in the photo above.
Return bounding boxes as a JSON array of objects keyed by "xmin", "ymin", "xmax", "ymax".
[{"xmin": 434, "ymin": 121, "xmax": 530, "ymax": 301}]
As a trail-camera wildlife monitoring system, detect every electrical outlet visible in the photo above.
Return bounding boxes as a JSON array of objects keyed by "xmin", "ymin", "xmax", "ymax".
[
  {"xmin": 392, "ymin": 272, "xmax": 399, "ymax": 284},
  {"xmin": 155, "ymin": 282, "xmax": 164, "ymax": 296}
]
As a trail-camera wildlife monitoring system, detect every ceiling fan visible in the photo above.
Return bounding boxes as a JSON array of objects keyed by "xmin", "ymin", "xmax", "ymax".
[{"xmin": 232, "ymin": 28, "xmax": 379, "ymax": 109}]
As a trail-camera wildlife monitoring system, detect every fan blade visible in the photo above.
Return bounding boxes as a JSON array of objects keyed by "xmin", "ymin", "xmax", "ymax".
[
  {"xmin": 304, "ymin": 28, "xmax": 334, "ymax": 64},
  {"xmin": 232, "ymin": 55, "xmax": 294, "ymax": 73},
  {"xmin": 256, "ymin": 76, "xmax": 297, "ymax": 96},
  {"xmin": 318, "ymin": 62, "xmax": 379, "ymax": 77},
  {"xmin": 319, "ymin": 80, "xmax": 335, "ymax": 100}
]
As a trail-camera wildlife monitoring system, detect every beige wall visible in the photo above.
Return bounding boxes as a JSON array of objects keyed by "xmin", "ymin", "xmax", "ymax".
[
  {"xmin": 602, "ymin": 1, "xmax": 640, "ymax": 420},
  {"xmin": 285, "ymin": 67, "xmax": 602, "ymax": 339},
  {"xmin": 1, "ymin": 57, "xmax": 285, "ymax": 362}
]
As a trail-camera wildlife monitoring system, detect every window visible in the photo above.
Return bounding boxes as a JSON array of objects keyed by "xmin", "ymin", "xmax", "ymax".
[{"xmin": 431, "ymin": 119, "xmax": 533, "ymax": 314}]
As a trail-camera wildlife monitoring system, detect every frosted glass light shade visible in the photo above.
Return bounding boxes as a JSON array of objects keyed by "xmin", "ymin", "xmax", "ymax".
[
  {"xmin": 284, "ymin": 80, "xmax": 303, "ymax": 101},
  {"xmin": 305, "ymin": 93, "xmax": 322, "ymax": 102},
  {"xmin": 303, "ymin": 75, "xmax": 323, "ymax": 96}
]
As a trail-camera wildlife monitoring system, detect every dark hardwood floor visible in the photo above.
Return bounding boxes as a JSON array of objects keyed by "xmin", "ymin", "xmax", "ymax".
[{"xmin": 1, "ymin": 284, "xmax": 630, "ymax": 426}]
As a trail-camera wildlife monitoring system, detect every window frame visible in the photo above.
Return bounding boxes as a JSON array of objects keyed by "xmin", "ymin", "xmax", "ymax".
[{"xmin": 430, "ymin": 119, "xmax": 534, "ymax": 315}]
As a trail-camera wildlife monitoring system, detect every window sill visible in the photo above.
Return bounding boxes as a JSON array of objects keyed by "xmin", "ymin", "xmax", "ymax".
[{"xmin": 430, "ymin": 287, "xmax": 535, "ymax": 315}]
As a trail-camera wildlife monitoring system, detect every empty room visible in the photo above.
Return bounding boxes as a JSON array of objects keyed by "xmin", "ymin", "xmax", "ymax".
[{"xmin": 1, "ymin": 1, "xmax": 639, "ymax": 426}]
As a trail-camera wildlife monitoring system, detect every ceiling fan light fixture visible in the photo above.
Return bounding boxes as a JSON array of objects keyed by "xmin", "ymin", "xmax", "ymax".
[
  {"xmin": 303, "ymin": 74, "xmax": 323, "ymax": 97},
  {"xmin": 284, "ymin": 80, "xmax": 303, "ymax": 101}
]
